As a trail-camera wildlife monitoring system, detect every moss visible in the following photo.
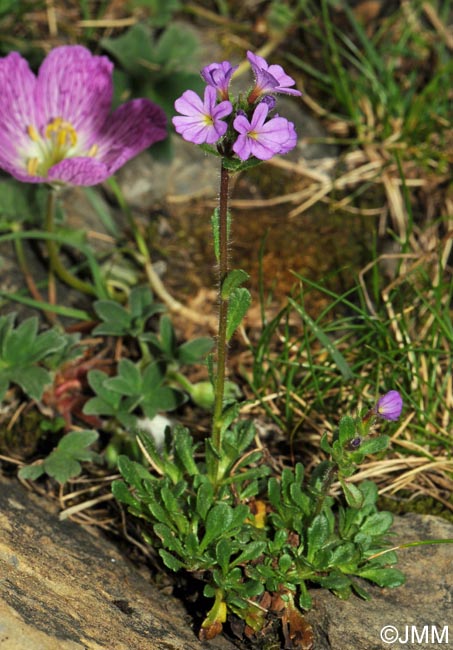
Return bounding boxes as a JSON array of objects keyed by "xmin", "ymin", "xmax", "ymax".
[{"xmin": 378, "ymin": 494, "xmax": 453, "ymax": 524}]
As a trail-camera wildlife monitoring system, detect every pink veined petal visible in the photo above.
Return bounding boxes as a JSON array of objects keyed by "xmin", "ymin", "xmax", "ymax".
[
  {"xmin": 0, "ymin": 156, "xmax": 45, "ymax": 183},
  {"xmin": 249, "ymin": 103, "xmax": 269, "ymax": 129},
  {"xmin": 267, "ymin": 63, "xmax": 296, "ymax": 88},
  {"xmin": 174, "ymin": 90, "xmax": 204, "ymax": 116},
  {"xmin": 212, "ymin": 99, "xmax": 233, "ymax": 120},
  {"xmin": 278, "ymin": 122, "xmax": 297, "ymax": 154},
  {"xmin": 47, "ymin": 157, "xmax": 111, "ymax": 186},
  {"xmin": 232, "ymin": 115, "xmax": 252, "ymax": 135},
  {"xmin": 94, "ymin": 98, "xmax": 167, "ymax": 175},
  {"xmin": 36, "ymin": 46, "xmax": 114, "ymax": 146},
  {"xmin": 250, "ymin": 141, "xmax": 276, "ymax": 160},
  {"xmin": 232, "ymin": 134, "xmax": 252, "ymax": 161},
  {"xmin": 247, "ymin": 51, "xmax": 267, "ymax": 71},
  {"xmin": 0, "ymin": 52, "xmax": 38, "ymax": 158},
  {"xmin": 174, "ymin": 121, "xmax": 210, "ymax": 144},
  {"xmin": 259, "ymin": 115, "xmax": 292, "ymax": 137}
]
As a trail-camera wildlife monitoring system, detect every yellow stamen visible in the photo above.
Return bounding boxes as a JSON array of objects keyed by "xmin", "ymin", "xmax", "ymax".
[
  {"xmin": 45, "ymin": 118, "xmax": 78, "ymax": 149},
  {"xmin": 27, "ymin": 158, "xmax": 39, "ymax": 176},
  {"xmin": 27, "ymin": 125, "xmax": 40, "ymax": 142},
  {"xmin": 25, "ymin": 116, "xmax": 97, "ymax": 177}
]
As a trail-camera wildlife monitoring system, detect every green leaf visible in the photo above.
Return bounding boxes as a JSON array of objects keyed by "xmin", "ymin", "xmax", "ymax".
[
  {"xmin": 57, "ymin": 430, "xmax": 99, "ymax": 458},
  {"xmin": 132, "ymin": 0, "xmax": 181, "ymax": 28},
  {"xmin": 358, "ymin": 567, "xmax": 405, "ymax": 588},
  {"xmin": 101, "ymin": 24, "xmax": 155, "ymax": 76},
  {"xmin": 211, "ymin": 209, "xmax": 220, "ymax": 263},
  {"xmin": 298, "ymin": 583, "xmax": 313, "ymax": 610},
  {"xmin": 106, "ymin": 359, "xmax": 142, "ymax": 396},
  {"xmin": 216, "ymin": 538, "xmax": 233, "ymax": 575},
  {"xmin": 174, "ymin": 426, "xmax": 199, "ymax": 476},
  {"xmin": 159, "ymin": 549, "xmax": 185, "ymax": 572},
  {"xmin": 111, "ymin": 479, "xmax": 141, "ymax": 509},
  {"xmin": 142, "ymin": 386, "xmax": 186, "ymax": 418},
  {"xmin": 328, "ymin": 542, "xmax": 356, "ymax": 567},
  {"xmin": 200, "ymin": 503, "xmax": 233, "ymax": 551},
  {"xmin": 0, "ymin": 180, "xmax": 47, "ymax": 224},
  {"xmin": 317, "ymin": 573, "xmax": 352, "ymax": 591},
  {"xmin": 177, "ymin": 337, "xmax": 214, "ymax": 364},
  {"xmin": 117, "ymin": 454, "xmax": 154, "ymax": 491},
  {"xmin": 93, "ymin": 299, "xmax": 131, "ymax": 334},
  {"xmin": 1, "ymin": 316, "xmax": 63, "ymax": 366},
  {"xmin": 307, "ymin": 513, "xmax": 330, "ymax": 562},
  {"xmin": 221, "ymin": 270, "xmax": 250, "ymax": 300},
  {"xmin": 340, "ymin": 479, "xmax": 364, "ymax": 509},
  {"xmin": 142, "ymin": 360, "xmax": 166, "ymax": 387},
  {"xmin": 153, "ymin": 23, "xmax": 199, "ymax": 73},
  {"xmin": 338, "ymin": 416, "xmax": 357, "ymax": 445},
  {"xmin": 9, "ymin": 366, "xmax": 52, "ymax": 401},
  {"xmin": 19, "ymin": 430, "xmax": 99, "ymax": 484},
  {"xmin": 159, "ymin": 315, "xmax": 177, "ymax": 357},
  {"xmin": 226, "ymin": 288, "xmax": 251, "ymax": 341},
  {"xmin": 358, "ymin": 435, "xmax": 389, "ymax": 456},
  {"xmin": 85, "ymin": 370, "xmax": 122, "ymax": 409},
  {"xmin": 18, "ymin": 464, "xmax": 45, "ymax": 481},
  {"xmin": 232, "ymin": 541, "xmax": 266, "ymax": 568},
  {"xmin": 44, "ymin": 454, "xmax": 82, "ymax": 484},
  {"xmin": 154, "ymin": 523, "xmax": 184, "ymax": 554},
  {"xmin": 196, "ymin": 480, "xmax": 214, "ymax": 520},
  {"xmin": 360, "ymin": 512, "xmax": 393, "ymax": 537},
  {"xmin": 129, "ymin": 286, "xmax": 154, "ymax": 320}
]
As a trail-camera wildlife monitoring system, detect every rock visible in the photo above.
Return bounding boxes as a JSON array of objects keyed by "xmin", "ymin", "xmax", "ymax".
[
  {"xmin": 1, "ymin": 475, "xmax": 451, "ymax": 650},
  {"xmin": 306, "ymin": 514, "xmax": 453, "ymax": 650},
  {"xmin": 0, "ymin": 476, "xmax": 235, "ymax": 650}
]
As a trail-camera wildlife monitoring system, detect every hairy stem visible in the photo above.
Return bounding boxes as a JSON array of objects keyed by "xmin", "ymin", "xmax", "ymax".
[
  {"xmin": 44, "ymin": 188, "xmax": 97, "ymax": 296},
  {"xmin": 211, "ymin": 162, "xmax": 230, "ymax": 480}
]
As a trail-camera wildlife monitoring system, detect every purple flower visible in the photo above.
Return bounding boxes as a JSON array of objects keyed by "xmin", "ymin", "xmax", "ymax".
[
  {"xmin": 0, "ymin": 46, "xmax": 167, "ymax": 186},
  {"xmin": 201, "ymin": 61, "xmax": 238, "ymax": 100},
  {"xmin": 172, "ymin": 86, "xmax": 233, "ymax": 145},
  {"xmin": 232, "ymin": 103, "xmax": 297, "ymax": 161},
  {"xmin": 247, "ymin": 51, "xmax": 301, "ymax": 103},
  {"xmin": 375, "ymin": 391, "xmax": 403, "ymax": 421}
]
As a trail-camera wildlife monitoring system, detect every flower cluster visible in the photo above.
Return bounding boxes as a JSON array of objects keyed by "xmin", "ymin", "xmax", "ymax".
[
  {"xmin": 0, "ymin": 46, "xmax": 167, "ymax": 186},
  {"xmin": 172, "ymin": 51, "xmax": 301, "ymax": 162}
]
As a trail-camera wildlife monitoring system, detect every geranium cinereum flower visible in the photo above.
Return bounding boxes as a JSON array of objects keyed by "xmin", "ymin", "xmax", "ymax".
[
  {"xmin": 173, "ymin": 86, "xmax": 233, "ymax": 145},
  {"xmin": 375, "ymin": 390, "xmax": 403, "ymax": 421},
  {"xmin": 233, "ymin": 103, "xmax": 297, "ymax": 161},
  {"xmin": 0, "ymin": 46, "xmax": 167, "ymax": 186}
]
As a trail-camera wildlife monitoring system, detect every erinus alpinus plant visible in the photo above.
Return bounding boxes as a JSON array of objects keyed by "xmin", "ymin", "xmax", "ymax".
[{"xmin": 113, "ymin": 52, "xmax": 405, "ymax": 642}]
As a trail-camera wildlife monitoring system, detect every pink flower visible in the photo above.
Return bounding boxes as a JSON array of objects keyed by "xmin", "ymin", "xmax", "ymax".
[
  {"xmin": 232, "ymin": 103, "xmax": 297, "ymax": 161},
  {"xmin": 247, "ymin": 51, "xmax": 301, "ymax": 103},
  {"xmin": 375, "ymin": 391, "xmax": 403, "ymax": 421},
  {"xmin": 172, "ymin": 86, "xmax": 233, "ymax": 145},
  {"xmin": 0, "ymin": 46, "xmax": 167, "ymax": 186},
  {"xmin": 201, "ymin": 61, "xmax": 238, "ymax": 100}
]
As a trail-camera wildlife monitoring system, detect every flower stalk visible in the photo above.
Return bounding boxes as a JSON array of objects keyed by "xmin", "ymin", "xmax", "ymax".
[
  {"xmin": 211, "ymin": 162, "xmax": 230, "ymax": 468},
  {"xmin": 44, "ymin": 188, "xmax": 97, "ymax": 296}
]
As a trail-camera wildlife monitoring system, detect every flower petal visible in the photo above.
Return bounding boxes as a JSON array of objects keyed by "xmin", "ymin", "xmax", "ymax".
[
  {"xmin": 94, "ymin": 98, "xmax": 167, "ymax": 175},
  {"xmin": 47, "ymin": 157, "xmax": 110, "ymax": 186},
  {"xmin": 0, "ymin": 52, "xmax": 38, "ymax": 163},
  {"xmin": 36, "ymin": 45, "xmax": 114, "ymax": 147},
  {"xmin": 174, "ymin": 90, "xmax": 204, "ymax": 117}
]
